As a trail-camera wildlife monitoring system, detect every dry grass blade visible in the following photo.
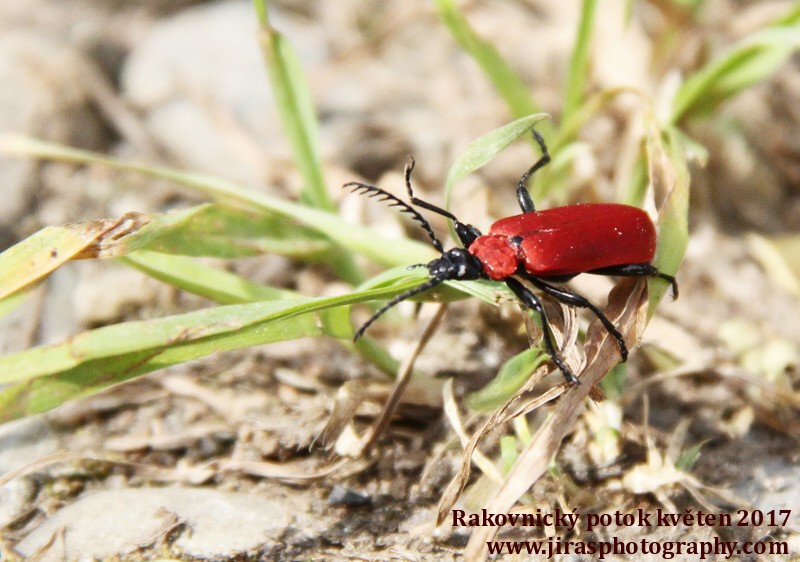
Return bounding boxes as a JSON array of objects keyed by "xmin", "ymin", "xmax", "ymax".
[
  {"xmin": 0, "ymin": 212, "xmax": 150, "ymax": 300},
  {"xmin": 442, "ymin": 379, "xmax": 505, "ymax": 486},
  {"xmin": 318, "ymin": 381, "xmax": 369, "ymax": 450},
  {"xmin": 321, "ymin": 304, "xmax": 447, "ymax": 458},
  {"xmin": 360, "ymin": 304, "xmax": 446, "ymax": 451},
  {"xmin": 462, "ymin": 278, "xmax": 648, "ymax": 560},
  {"xmin": 214, "ymin": 458, "xmax": 354, "ymax": 482},
  {"xmin": 20, "ymin": 528, "xmax": 60, "ymax": 562},
  {"xmin": 436, "ymin": 292, "xmax": 583, "ymax": 524},
  {"xmin": 541, "ymin": 296, "xmax": 584, "ymax": 375},
  {"xmin": 436, "ymin": 365, "xmax": 565, "ymax": 525},
  {"xmin": 0, "ymin": 447, "xmax": 356, "ymax": 488},
  {"xmin": 0, "ymin": 452, "xmax": 218, "ymax": 487}
]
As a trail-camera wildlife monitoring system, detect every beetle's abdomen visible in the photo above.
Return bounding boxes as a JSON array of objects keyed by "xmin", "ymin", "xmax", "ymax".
[{"xmin": 489, "ymin": 204, "xmax": 657, "ymax": 277}]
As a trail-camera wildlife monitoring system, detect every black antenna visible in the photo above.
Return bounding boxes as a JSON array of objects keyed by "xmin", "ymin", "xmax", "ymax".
[
  {"xmin": 353, "ymin": 276, "xmax": 446, "ymax": 341},
  {"xmin": 343, "ymin": 180, "xmax": 444, "ymax": 252}
]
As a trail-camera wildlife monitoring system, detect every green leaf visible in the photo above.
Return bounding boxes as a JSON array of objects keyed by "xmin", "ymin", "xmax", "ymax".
[
  {"xmin": 443, "ymin": 113, "xmax": 550, "ymax": 210},
  {"xmin": 676, "ymin": 440, "xmax": 708, "ymax": 471}
]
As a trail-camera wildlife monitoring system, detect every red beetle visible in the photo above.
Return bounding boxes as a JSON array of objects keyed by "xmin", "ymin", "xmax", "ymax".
[{"xmin": 345, "ymin": 131, "xmax": 677, "ymax": 384}]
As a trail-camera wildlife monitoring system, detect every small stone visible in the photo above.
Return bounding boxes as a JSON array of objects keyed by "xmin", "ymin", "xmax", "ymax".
[{"xmin": 328, "ymin": 485, "xmax": 372, "ymax": 508}]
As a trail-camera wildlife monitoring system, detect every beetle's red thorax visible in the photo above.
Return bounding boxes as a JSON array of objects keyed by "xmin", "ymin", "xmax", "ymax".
[
  {"xmin": 480, "ymin": 204, "xmax": 657, "ymax": 277},
  {"xmin": 467, "ymin": 235, "xmax": 518, "ymax": 280}
]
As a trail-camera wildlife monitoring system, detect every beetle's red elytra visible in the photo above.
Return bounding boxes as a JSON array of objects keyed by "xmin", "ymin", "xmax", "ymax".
[
  {"xmin": 344, "ymin": 130, "xmax": 677, "ymax": 385},
  {"xmin": 469, "ymin": 203, "xmax": 657, "ymax": 279}
]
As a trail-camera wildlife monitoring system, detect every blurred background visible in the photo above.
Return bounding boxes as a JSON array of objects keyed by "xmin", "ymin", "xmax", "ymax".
[{"xmin": 1, "ymin": 0, "xmax": 799, "ymax": 560}]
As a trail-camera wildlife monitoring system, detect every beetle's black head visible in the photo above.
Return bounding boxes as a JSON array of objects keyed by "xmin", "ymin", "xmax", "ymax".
[
  {"xmin": 345, "ymin": 157, "xmax": 486, "ymax": 341},
  {"xmin": 352, "ymin": 248, "xmax": 485, "ymax": 341},
  {"xmin": 426, "ymin": 247, "xmax": 484, "ymax": 281}
]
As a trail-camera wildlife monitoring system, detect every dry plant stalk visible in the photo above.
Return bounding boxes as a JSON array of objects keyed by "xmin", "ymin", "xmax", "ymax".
[
  {"xmin": 455, "ymin": 278, "xmax": 650, "ymax": 561},
  {"xmin": 436, "ymin": 296, "xmax": 582, "ymax": 524},
  {"xmin": 320, "ymin": 304, "xmax": 446, "ymax": 458}
]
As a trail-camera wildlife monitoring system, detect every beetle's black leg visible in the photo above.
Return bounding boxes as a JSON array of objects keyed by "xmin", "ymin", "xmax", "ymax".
[
  {"xmin": 506, "ymin": 277, "xmax": 580, "ymax": 385},
  {"xmin": 403, "ymin": 156, "xmax": 459, "ymax": 221},
  {"xmin": 587, "ymin": 263, "xmax": 679, "ymax": 299},
  {"xmin": 402, "ymin": 156, "xmax": 482, "ymax": 247},
  {"xmin": 515, "ymin": 129, "xmax": 551, "ymax": 214},
  {"xmin": 525, "ymin": 276, "xmax": 628, "ymax": 362}
]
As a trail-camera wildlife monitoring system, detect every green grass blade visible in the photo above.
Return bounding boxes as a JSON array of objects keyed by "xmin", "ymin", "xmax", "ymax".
[
  {"xmin": 138, "ymin": 204, "xmax": 332, "ymax": 258},
  {"xmin": 0, "ymin": 288, "xmax": 33, "ymax": 320},
  {"xmin": 121, "ymin": 250, "xmax": 400, "ymax": 375},
  {"xmin": 120, "ymin": 251, "xmax": 292, "ymax": 304},
  {"xmin": 619, "ymin": 153, "xmax": 648, "ymax": 208},
  {"xmin": 82, "ymin": 205, "xmax": 330, "ymax": 259},
  {"xmin": 254, "ymin": 1, "xmax": 330, "ymax": 211},
  {"xmin": 252, "ymin": 0, "xmax": 365, "ymax": 285},
  {"xmin": 466, "ymin": 348, "xmax": 547, "ymax": 411},
  {"xmin": 562, "ymin": 0, "xmax": 597, "ymax": 123},
  {"xmin": 122, "ymin": 251, "xmax": 501, "ymax": 377},
  {"xmin": 252, "ymin": 0, "xmax": 266, "ymax": 22},
  {"xmin": 0, "ymin": 275, "xmax": 423, "ymax": 383},
  {"xmin": 0, "ymin": 277, "xmax": 434, "ymax": 421},
  {"xmin": 0, "ymin": 135, "xmax": 434, "ymax": 269},
  {"xmin": 0, "ymin": 203, "xmax": 333, "ymax": 300},
  {"xmin": 649, "ymin": 125, "xmax": 690, "ymax": 313},
  {"xmin": 0, "ymin": 313, "xmax": 322, "ymax": 421},
  {"xmin": 443, "ymin": 113, "xmax": 549, "ymax": 209},
  {"xmin": 434, "ymin": 0, "xmax": 539, "ymax": 119},
  {"xmin": 500, "ymin": 435, "xmax": 519, "ymax": 473},
  {"xmin": 671, "ymin": 23, "xmax": 800, "ymax": 124}
]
